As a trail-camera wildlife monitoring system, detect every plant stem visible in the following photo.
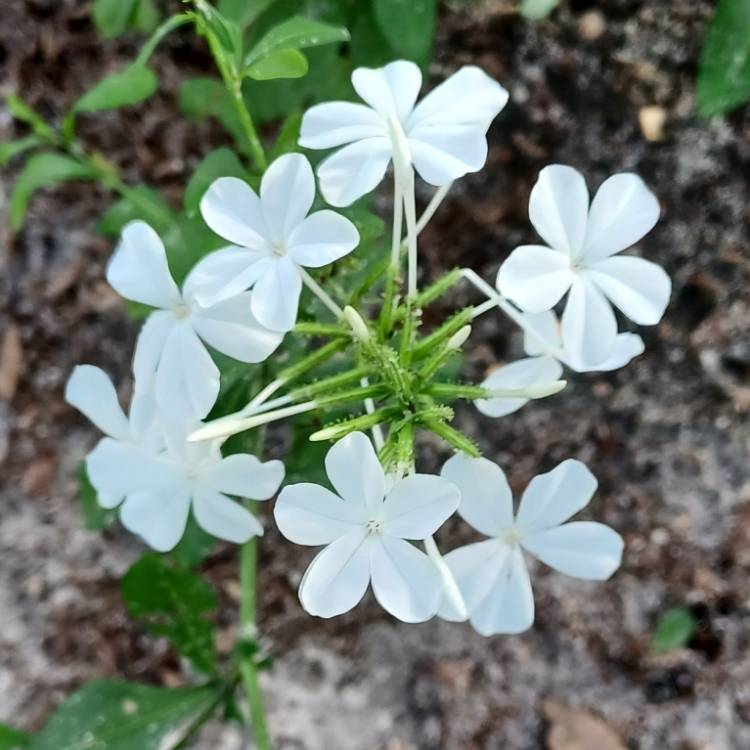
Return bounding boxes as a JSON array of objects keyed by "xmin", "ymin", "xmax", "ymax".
[
  {"xmin": 229, "ymin": 79, "xmax": 267, "ymax": 171},
  {"xmin": 299, "ymin": 267, "xmax": 344, "ymax": 320}
]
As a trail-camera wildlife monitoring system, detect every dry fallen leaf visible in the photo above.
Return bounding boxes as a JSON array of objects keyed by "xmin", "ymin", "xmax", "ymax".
[
  {"xmin": 543, "ymin": 699, "xmax": 627, "ymax": 750},
  {"xmin": 0, "ymin": 324, "xmax": 23, "ymax": 400}
]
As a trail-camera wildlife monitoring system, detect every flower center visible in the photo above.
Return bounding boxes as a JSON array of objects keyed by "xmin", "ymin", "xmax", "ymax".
[
  {"xmin": 503, "ymin": 528, "xmax": 522, "ymax": 546},
  {"xmin": 173, "ymin": 303, "xmax": 191, "ymax": 321},
  {"xmin": 366, "ymin": 518, "xmax": 383, "ymax": 535},
  {"xmin": 272, "ymin": 243, "xmax": 287, "ymax": 257}
]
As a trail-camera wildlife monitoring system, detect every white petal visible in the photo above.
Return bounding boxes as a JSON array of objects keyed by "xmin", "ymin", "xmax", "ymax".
[
  {"xmin": 522, "ymin": 521, "xmax": 624, "ymax": 580},
  {"xmin": 119, "ymin": 485, "xmax": 191, "ymax": 552},
  {"xmin": 287, "ymin": 210, "xmax": 360, "ymax": 268},
  {"xmin": 324, "ymin": 431, "xmax": 385, "ymax": 514},
  {"xmin": 199, "ymin": 177, "xmax": 271, "ymax": 250},
  {"xmin": 529, "ymin": 165, "xmax": 589, "ymax": 258},
  {"xmin": 316, "ymin": 137, "xmax": 392, "ymax": 207},
  {"xmin": 381, "ymin": 474, "xmax": 460, "ymax": 539},
  {"xmin": 132, "ymin": 310, "xmax": 176, "ymax": 391},
  {"xmin": 156, "ymin": 323, "xmax": 220, "ymax": 421},
  {"xmin": 469, "ymin": 545, "xmax": 535, "ymax": 636},
  {"xmin": 441, "ymin": 539, "xmax": 507, "ymax": 616},
  {"xmin": 408, "ymin": 124, "xmax": 488, "ymax": 186},
  {"xmin": 407, "ymin": 66, "xmax": 509, "ymax": 132},
  {"xmin": 351, "ymin": 61, "xmax": 422, "ymax": 121},
  {"xmin": 515, "ymin": 459, "xmax": 597, "ymax": 534},
  {"xmin": 440, "ymin": 454, "xmax": 514, "ymax": 537},
  {"xmin": 522, "ymin": 310, "xmax": 562, "ymax": 357},
  {"xmin": 260, "ymin": 154, "xmax": 315, "ymax": 244},
  {"xmin": 560, "ymin": 275, "xmax": 617, "ymax": 368},
  {"xmin": 299, "ymin": 101, "xmax": 385, "ymax": 149},
  {"xmin": 128, "ymin": 386, "xmax": 162, "ymax": 449},
  {"xmin": 568, "ymin": 332, "xmax": 644, "ymax": 373},
  {"xmin": 275, "ymin": 483, "xmax": 366, "ymax": 545},
  {"xmin": 65, "ymin": 365, "xmax": 130, "ymax": 441},
  {"xmin": 192, "ymin": 486, "xmax": 264, "ymax": 543},
  {"xmin": 583, "ymin": 173, "xmax": 661, "ymax": 262},
  {"xmin": 250, "ymin": 255, "xmax": 302, "ymax": 332},
  {"xmin": 476, "ymin": 356, "xmax": 563, "ymax": 418},
  {"xmin": 98, "ymin": 491, "xmax": 124, "ymax": 510},
  {"xmin": 191, "ymin": 292, "xmax": 283, "ymax": 363},
  {"xmin": 495, "ymin": 245, "xmax": 573, "ymax": 313},
  {"xmin": 298, "ymin": 529, "xmax": 371, "ymax": 617},
  {"xmin": 201, "ymin": 454, "xmax": 284, "ymax": 499},
  {"xmin": 106, "ymin": 221, "xmax": 181, "ymax": 309},
  {"xmin": 585, "ymin": 256, "xmax": 671, "ymax": 326},
  {"xmin": 369, "ymin": 536, "xmax": 443, "ymax": 623}
]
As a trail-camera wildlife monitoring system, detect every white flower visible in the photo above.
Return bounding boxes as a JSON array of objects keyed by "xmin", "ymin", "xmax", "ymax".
[
  {"xmin": 195, "ymin": 153, "xmax": 359, "ymax": 331},
  {"xmin": 496, "ymin": 165, "xmax": 670, "ymax": 367},
  {"xmin": 107, "ymin": 221, "xmax": 283, "ymax": 421},
  {"xmin": 274, "ymin": 432, "xmax": 461, "ymax": 622},
  {"xmin": 439, "ymin": 454, "xmax": 623, "ymax": 636},
  {"xmin": 299, "ymin": 61, "xmax": 509, "ymax": 206}
]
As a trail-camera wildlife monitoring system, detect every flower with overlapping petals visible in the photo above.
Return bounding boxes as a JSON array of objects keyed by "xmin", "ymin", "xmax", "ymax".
[
  {"xmin": 496, "ymin": 165, "xmax": 670, "ymax": 367},
  {"xmin": 107, "ymin": 221, "xmax": 282, "ymax": 421},
  {"xmin": 299, "ymin": 61, "xmax": 509, "ymax": 206},
  {"xmin": 439, "ymin": 454, "xmax": 623, "ymax": 636},
  {"xmin": 274, "ymin": 432, "xmax": 460, "ymax": 622},
  {"xmin": 195, "ymin": 153, "xmax": 359, "ymax": 331}
]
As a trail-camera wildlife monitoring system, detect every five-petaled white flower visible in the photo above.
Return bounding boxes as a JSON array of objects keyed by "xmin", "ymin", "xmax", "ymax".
[
  {"xmin": 299, "ymin": 61, "xmax": 509, "ymax": 206},
  {"xmin": 107, "ymin": 221, "xmax": 283, "ymax": 421},
  {"xmin": 496, "ymin": 165, "xmax": 670, "ymax": 367},
  {"xmin": 274, "ymin": 432, "xmax": 461, "ymax": 622},
  {"xmin": 439, "ymin": 454, "xmax": 623, "ymax": 636},
  {"xmin": 195, "ymin": 153, "xmax": 359, "ymax": 332}
]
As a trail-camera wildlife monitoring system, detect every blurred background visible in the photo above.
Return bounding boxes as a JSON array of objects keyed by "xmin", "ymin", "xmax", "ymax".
[{"xmin": 1, "ymin": 0, "xmax": 749, "ymax": 748}]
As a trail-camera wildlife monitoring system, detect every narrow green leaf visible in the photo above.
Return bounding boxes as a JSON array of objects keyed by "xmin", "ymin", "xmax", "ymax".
[
  {"xmin": 652, "ymin": 607, "xmax": 697, "ymax": 652},
  {"xmin": 77, "ymin": 464, "xmax": 117, "ymax": 532},
  {"xmin": 245, "ymin": 47, "xmax": 308, "ymax": 80},
  {"xmin": 219, "ymin": 0, "xmax": 278, "ymax": 30},
  {"xmin": 97, "ymin": 187, "xmax": 172, "ymax": 237},
  {"xmin": 10, "ymin": 153, "xmax": 95, "ymax": 231},
  {"xmin": 0, "ymin": 135, "xmax": 42, "ymax": 167},
  {"xmin": 184, "ymin": 147, "xmax": 249, "ymax": 215},
  {"xmin": 73, "ymin": 64, "xmax": 158, "ymax": 113},
  {"xmin": 5, "ymin": 95, "xmax": 54, "ymax": 138},
  {"xmin": 30, "ymin": 680, "xmax": 219, "ymax": 750},
  {"xmin": 93, "ymin": 0, "xmax": 139, "ymax": 38},
  {"xmin": 520, "ymin": 0, "xmax": 561, "ymax": 20},
  {"xmin": 0, "ymin": 725, "xmax": 31, "ymax": 750},
  {"xmin": 372, "ymin": 0, "xmax": 436, "ymax": 61},
  {"xmin": 697, "ymin": 0, "xmax": 750, "ymax": 116},
  {"xmin": 195, "ymin": 2, "xmax": 244, "ymax": 69},
  {"xmin": 270, "ymin": 110, "xmax": 302, "ymax": 159}
]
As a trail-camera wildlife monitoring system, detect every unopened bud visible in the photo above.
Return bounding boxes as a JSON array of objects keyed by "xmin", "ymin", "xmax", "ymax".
[
  {"xmin": 343, "ymin": 305, "xmax": 370, "ymax": 342},
  {"xmin": 446, "ymin": 325, "xmax": 472, "ymax": 351}
]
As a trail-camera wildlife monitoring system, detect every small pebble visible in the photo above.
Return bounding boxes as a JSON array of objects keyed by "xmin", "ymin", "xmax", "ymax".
[
  {"xmin": 639, "ymin": 105, "xmax": 668, "ymax": 142},
  {"xmin": 578, "ymin": 10, "xmax": 606, "ymax": 41}
]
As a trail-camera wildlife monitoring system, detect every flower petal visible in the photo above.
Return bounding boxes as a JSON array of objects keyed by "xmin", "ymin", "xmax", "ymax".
[
  {"xmin": 324, "ymin": 431, "xmax": 385, "ymax": 514},
  {"xmin": 408, "ymin": 124, "xmax": 488, "ymax": 186},
  {"xmin": 298, "ymin": 529, "xmax": 371, "ymax": 617},
  {"xmin": 568, "ymin": 332, "xmax": 644, "ymax": 373},
  {"xmin": 381, "ymin": 474, "xmax": 460, "ymax": 539},
  {"xmin": 65, "ymin": 365, "xmax": 130, "ymax": 441},
  {"xmin": 199, "ymin": 177, "xmax": 271, "ymax": 250},
  {"xmin": 191, "ymin": 292, "xmax": 283, "ymax": 363},
  {"xmin": 515, "ymin": 459, "xmax": 597, "ymax": 534},
  {"xmin": 299, "ymin": 101, "xmax": 386, "ymax": 149},
  {"xmin": 316, "ymin": 137, "xmax": 392, "ymax": 207},
  {"xmin": 582, "ymin": 173, "xmax": 661, "ymax": 262},
  {"xmin": 521, "ymin": 310, "xmax": 562, "ymax": 357},
  {"xmin": 275, "ymin": 483, "xmax": 367, "ymax": 545},
  {"xmin": 260, "ymin": 154, "xmax": 315, "ymax": 244},
  {"xmin": 369, "ymin": 535, "xmax": 443, "ymax": 623},
  {"xmin": 132, "ymin": 310, "xmax": 175, "ymax": 391},
  {"xmin": 585, "ymin": 256, "xmax": 671, "ymax": 326},
  {"xmin": 287, "ymin": 210, "xmax": 360, "ymax": 268},
  {"xmin": 560, "ymin": 276, "xmax": 617, "ymax": 368},
  {"xmin": 406, "ymin": 66, "xmax": 509, "ymax": 132},
  {"xmin": 250, "ymin": 255, "xmax": 302, "ymax": 332},
  {"xmin": 495, "ymin": 245, "xmax": 573, "ymax": 313},
  {"xmin": 522, "ymin": 521, "xmax": 624, "ymax": 579},
  {"xmin": 476, "ymin": 355, "xmax": 564, "ymax": 418},
  {"xmin": 529, "ymin": 165, "xmax": 589, "ymax": 258},
  {"xmin": 106, "ymin": 221, "xmax": 181, "ymax": 309},
  {"xmin": 440, "ymin": 454, "xmax": 514, "ymax": 537},
  {"xmin": 119, "ymin": 485, "xmax": 191, "ymax": 552},
  {"xmin": 201, "ymin": 454, "xmax": 284, "ymax": 500},
  {"xmin": 192, "ymin": 486, "xmax": 264, "ymax": 544},
  {"xmin": 351, "ymin": 61, "xmax": 422, "ymax": 121}
]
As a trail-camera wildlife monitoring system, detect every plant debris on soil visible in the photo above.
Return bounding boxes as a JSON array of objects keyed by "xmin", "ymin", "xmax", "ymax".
[{"xmin": 1, "ymin": 1, "xmax": 749, "ymax": 748}]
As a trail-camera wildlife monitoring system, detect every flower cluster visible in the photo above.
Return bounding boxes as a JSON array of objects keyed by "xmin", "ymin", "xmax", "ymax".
[{"xmin": 67, "ymin": 60, "xmax": 671, "ymax": 635}]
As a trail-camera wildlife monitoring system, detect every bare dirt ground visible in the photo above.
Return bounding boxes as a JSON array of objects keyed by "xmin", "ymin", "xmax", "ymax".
[{"xmin": 1, "ymin": 1, "xmax": 749, "ymax": 748}]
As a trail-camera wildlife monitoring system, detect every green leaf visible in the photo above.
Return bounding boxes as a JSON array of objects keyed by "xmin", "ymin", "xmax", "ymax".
[
  {"xmin": 30, "ymin": 680, "xmax": 219, "ymax": 750},
  {"xmin": 168, "ymin": 518, "xmax": 216, "ymax": 569},
  {"xmin": 10, "ymin": 153, "xmax": 95, "ymax": 231},
  {"xmin": 122, "ymin": 554, "xmax": 218, "ymax": 674},
  {"xmin": 0, "ymin": 725, "xmax": 31, "ymax": 750},
  {"xmin": 520, "ymin": 0, "xmax": 561, "ymax": 20},
  {"xmin": 5, "ymin": 94, "xmax": 55, "ymax": 138},
  {"xmin": 195, "ymin": 2, "xmax": 244, "ymax": 69},
  {"xmin": 245, "ymin": 47, "xmax": 308, "ymax": 80},
  {"xmin": 697, "ymin": 0, "xmax": 750, "ymax": 116},
  {"xmin": 652, "ymin": 607, "xmax": 697, "ymax": 652},
  {"xmin": 372, "ymin": 0, "xmax": 436, "ymax": 61},
  {"xmin": 77, "ymin": 464, "xmax": 117, "ymax": 532},
  {"xmin": 219, "ymin": 0, "xmax": 279, "ymax": 30},
  {"xmin": 0, "ymin": 135, "xmax": 42, "ymax": 167},
  {"xmin": 98, "ymin": 187, "xmax": 173, "ymax": 237},
  {"xmin": 184, "ymin": 148, "xmax": 249, "ymax": 216},
  {"xmin": 162, "ymin": 210, "xmax": 228, "ymax": 285},
  {"xmin": 93, "ymin": 0, "xmax": 139, "ymax": 38},
  {"xmin": 179, "ymin": 77, "xmax": 246, "ymax": 149},
  {"xmin": 73, "ymin": 64, "xmax": 158, "ymax": 113},
  {"xmin": 133, "ymin": 0, "xmax": 161, "ymax": 33},
  {"xmin": 244, "ymin": 16, "xmax": 350, "ymax": 67},
  {"xmin": 270, "ymin": 110, "xmax": 302, "ymax": 159}
]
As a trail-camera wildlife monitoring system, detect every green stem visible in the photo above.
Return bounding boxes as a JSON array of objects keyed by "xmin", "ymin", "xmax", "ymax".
[
  {"xmin": 229, "ymin": 79, "xmax": 267, "ymax": 171},
  {"xmin": 135, "ymin": 13, "xmax": 194, "ymax": 66}
]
